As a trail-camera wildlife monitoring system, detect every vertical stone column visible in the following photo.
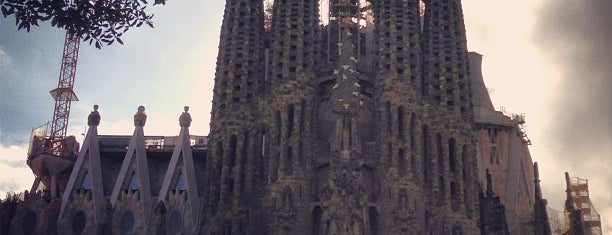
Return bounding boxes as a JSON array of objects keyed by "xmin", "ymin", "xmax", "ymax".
[
  {"xmin": 370, "ymin": 1, "xmax": 427, "ymax": 233},
  {"xmin": 420, "ymin": 1, "xmax": 479, "ymax": 233},
  {"xmin": 421, "ymin": 0, "xmax": 471, "ymax": 118},
  {"xmin": 207, "ymin": 0, "xmax": 266, "ymax": 233},
  {"xmin": 266, "ymin": 0, "xmax": 320, "ymax": 233}
]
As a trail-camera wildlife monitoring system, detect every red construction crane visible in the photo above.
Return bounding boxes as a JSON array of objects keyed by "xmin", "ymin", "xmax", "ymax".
[
  {"xmin": 45, "ymin": 30, "xmax": 80, "ymax": 156},
  {"xmin": 25, "ymin": 16, "xmax": 81, "ymax": 196},
  {"xmin": 26, "ymin": 31, "xmax": 81, "ymax": 160}
]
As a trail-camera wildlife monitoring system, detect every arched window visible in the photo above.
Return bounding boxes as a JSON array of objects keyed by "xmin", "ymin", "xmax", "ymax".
[
  {"xmin": 450, "ymin": 181, "xmax": 460, "ymax": 211},
  {"xmin": 276, "ymin": 110, "xmax": 282, "ymax": 144},
  {"xmin": 462, "ymin": 145, "xmax": 472, "ymax": 212},
  {"xmin": 299, "ymin": 100, "xmax": 306, "ymax": 134},
  {"xmin": 398, "ymin": 106, "xmax": 405, "ymax": 139},
  {"xmin": 225, "ymin": 135, "xmax": 238, "ymax": 205},
  {"xmin": 129, "ymin": 172, "xmax": 138, "ymax": 191},
  {"xmin": 228, "ymin": 135, "xmax": 237, "ymax": 173},
  {"xmin": 176, "ymin": 172, "xmax": 186, "ymax": 191},
  {"xmin": 398, "ymin": 148, "xmax": 407, "ymax": 177},
  {"xmin": 288, "ymin": 104, "xmax": 295, "ymax": 137},
  {"xmin": 449, "ymin": 138, "xmax": 457, "ymax": 173},
  {"xmin": 285, "ymin": 146, "xmax": 293, "ymax": 175},
  {"xmin": 386, "ymin": 102, "xmax": 392, "ymax": 133},
  {"xmin": 81, "ymin": 171, "xmax": 91, "ymax": 190},
  {"xmin": 422, "ymin": 125, "xmax": 431, "ymax": 188},
  {"xmin": 437, "ymin": 133, "xmax": 445, "ymax": 200},
  {"xmin": 240, "ymin": 132, "xmax": 249, "ymax": 194},
  {"xmin": 410, "ymin": 113, "xmax": 417, "ymax": 150}
]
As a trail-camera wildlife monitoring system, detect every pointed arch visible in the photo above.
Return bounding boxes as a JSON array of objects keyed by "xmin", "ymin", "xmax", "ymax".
[
  {"xmin": 398, "ymin": 148, "xmax": 407, "ymax": 177},
  {"xmin": 449, "ymin": 137, "xmax": 457, "ymax": 173},
  {"xmin": 398, "ymin": 106, "xmax": 405, "ymax": 139},
  {"xmin": 60, "ymin": 125, "xmax": 105, "ymax": 227}
]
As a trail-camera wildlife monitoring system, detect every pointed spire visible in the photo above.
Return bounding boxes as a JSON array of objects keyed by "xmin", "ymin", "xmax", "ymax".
[
  {"xmin": 331, "ymin": 31, "xmax": 362, "ymax": 114},
  {"xmin": 60, "ymin": 105, "xmax": 105, "ymax": 226},
  {"xmin": 110, "ymin": 106, "xmax": 153, "ymax": 227},
  {"xmin": 158, "ymin": 106, "xmax": 200, "ymax": 231},
  {"xmin": 534, "ymin": 162, "xmax": 543, "ymax": 200},
  {"xmin": 564, "ymin": 172, "xmax": 575, "ymax": 212},
  {"xmin": 422, "ymin": 0, "xmax": 471, "ymax": 116},
  {"xmin": 211, "ymin": 0, "xmax": 265, "ymax": 122}
]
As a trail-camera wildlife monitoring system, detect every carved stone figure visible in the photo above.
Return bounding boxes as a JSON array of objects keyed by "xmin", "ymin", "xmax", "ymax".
[
  {"xmin": 134, "ymin": 106, "xmax": 147, "ymax": 126},
  {"xmin": 179, "ymin": 106, "xmax": 192, "ymax": 127},
  {"xmin": 87, "ymin": 105, "xmax": 101, "ymax": 126}
]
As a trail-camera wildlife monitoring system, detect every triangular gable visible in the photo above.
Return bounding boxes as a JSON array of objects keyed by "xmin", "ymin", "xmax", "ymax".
[
  {"xmin": 59, "ymin": 124, "xmax": 105, "ymax": 225},
  {"xmin": 110, "ymin": 124, "xmax": 153, "ymax": 226},
  {"xmin": 158, "ymin": 123, "xmax": 200, "ymax": 220}
]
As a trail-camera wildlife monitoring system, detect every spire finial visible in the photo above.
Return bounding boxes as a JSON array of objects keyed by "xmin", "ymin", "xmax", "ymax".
[
  {"xmin": 564, "ymin": 172, "xmax": 575, "ymax": 211},
  {"xmin": 134, "ymin": 106, "xmax": 147, "ymax": 127},
  {"xmin": 179, "ymin": 106, "xmax": 192, "ymax": 127},
  {"xmin": 87, "ymin": 105, "xmax": 101, "ymax": 126},
  {"xmin": 534, "ymin": 162, "xmax": 544, "ymax": 200}
]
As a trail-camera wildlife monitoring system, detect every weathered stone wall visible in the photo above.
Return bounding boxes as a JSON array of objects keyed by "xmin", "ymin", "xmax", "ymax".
[{"xmin": 207, "ymin": 1, "xmax": 267, "ymax": 233}]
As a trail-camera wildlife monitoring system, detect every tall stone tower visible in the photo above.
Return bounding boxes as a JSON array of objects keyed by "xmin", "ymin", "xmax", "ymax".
[
  {"xmin": 265, "ymin": 0, "xmax": 320, "ymax": 233},
  {"xmin": 207, "ymin": 0, "xmax": 266, "ymax": 233},
  {"xmin": 0, "ymin": 1, "xmax": 557, "ymax": 234},
  {"xmin": 207, "ymin": 0, "xmax": 480, "ymax": 234}
]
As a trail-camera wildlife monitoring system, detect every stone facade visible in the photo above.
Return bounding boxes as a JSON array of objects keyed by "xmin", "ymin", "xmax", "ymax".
[
  {"xmin": 208, "ymin": 0, "xmax": 479, "ymax": 234},
  {"xmin": 0, "ymin": 1, "xmax": 554, "ymax": 235}
]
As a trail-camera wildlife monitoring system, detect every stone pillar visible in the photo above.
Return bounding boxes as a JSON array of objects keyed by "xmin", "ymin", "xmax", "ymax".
[
  {"xmin": 265, "ymin": 1, "xmax": 320, "ymax": 234},
  {"xmin": 207, "ymin": 1, "xmax": 266, "ymax": 234},
  {"xmin": 372, "ymin": 1, "xmax": 426, "ymax": 233}
]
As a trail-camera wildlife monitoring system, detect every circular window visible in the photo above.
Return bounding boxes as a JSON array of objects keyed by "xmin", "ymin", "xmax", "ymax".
[
  {"xmin": 72, "ymin": 211, "xmax": 86, "ymax": 234},
  {"xmin": 167, "ymin": 210, "xmax": 182, "ymax": 234},
  {"xmin": 120, "ymin": 211, "xmax": 135, "ymax": 234},
  {"xmin": 22, "ymin": 211, "xmax": 37, "ymax": 234}
]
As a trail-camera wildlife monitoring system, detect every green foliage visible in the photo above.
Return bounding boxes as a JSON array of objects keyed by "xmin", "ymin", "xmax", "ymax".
[{"xmin": 1, "ymin": 0, "xmax": 168, "ymax": 48}]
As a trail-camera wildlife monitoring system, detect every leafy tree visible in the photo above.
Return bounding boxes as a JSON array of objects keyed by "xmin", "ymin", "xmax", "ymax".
[{"xmin": 1, "ymin": 0, "xmax": 167, "ymax": 48}]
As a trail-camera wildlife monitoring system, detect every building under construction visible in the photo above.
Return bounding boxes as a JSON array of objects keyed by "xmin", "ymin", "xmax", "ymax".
[
  {"xmin": 546, "ymin": 173, "xmax": 602, "ymax": 235},
  {"xmin": 0, "ymin": 0, "xmax": 563, "ymax": 234}
]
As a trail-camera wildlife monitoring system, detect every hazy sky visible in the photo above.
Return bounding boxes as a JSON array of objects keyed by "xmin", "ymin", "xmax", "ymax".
[{"xmin": 0, "ymin": 0, "xmax": 609, "ymax": 231}]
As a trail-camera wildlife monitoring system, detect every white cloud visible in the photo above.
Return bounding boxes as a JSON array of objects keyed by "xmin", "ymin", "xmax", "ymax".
[{"xmin": 0, "ymin": 145, "xmax": 35, "ymax": 196}]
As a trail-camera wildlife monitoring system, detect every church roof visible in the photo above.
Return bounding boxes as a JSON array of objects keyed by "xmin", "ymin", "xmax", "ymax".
[{"xmin": 469, "ymin": 52, "xmax": 521, "ymax": 127}]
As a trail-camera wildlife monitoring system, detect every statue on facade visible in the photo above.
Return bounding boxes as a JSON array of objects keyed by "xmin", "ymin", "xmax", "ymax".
[
  {"xmin": 179, "ymin": 106, "xmax": 192, "ymax": 127},
  {"xmin": 134, "ymin": 106, "xmax": 147, "ymax": 126},
  {"xmin": 87, "ymin": 105, "xmax": 101, "ymax": 126}
]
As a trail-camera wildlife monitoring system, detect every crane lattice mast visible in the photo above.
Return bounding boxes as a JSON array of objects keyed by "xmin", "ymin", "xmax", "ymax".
[{"xmin": 46, "ymin": 20, "xmax": 80, "ymax": 156}]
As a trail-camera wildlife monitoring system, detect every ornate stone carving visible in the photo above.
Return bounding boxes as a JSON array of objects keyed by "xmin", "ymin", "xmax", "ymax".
[
  {"xmin": 179, "ymin": 106, "xmax": 192, "ymax": 128},
  {"xmin": 87, "ymin": 105, "xmax": 101, "ymax": 126},
  {"xmin": 133, "ymin": 106, "xmax": 147, "ymax": 127}
]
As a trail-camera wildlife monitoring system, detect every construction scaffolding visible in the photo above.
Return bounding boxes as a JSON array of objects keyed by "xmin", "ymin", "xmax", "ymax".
[
  {"xmin": 547, "ymin": 207, "xmax": 566, "ymax": 235},
  {"xmin": 563, "ymin": 173, "xmax": 602, "ymax": 235}
]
